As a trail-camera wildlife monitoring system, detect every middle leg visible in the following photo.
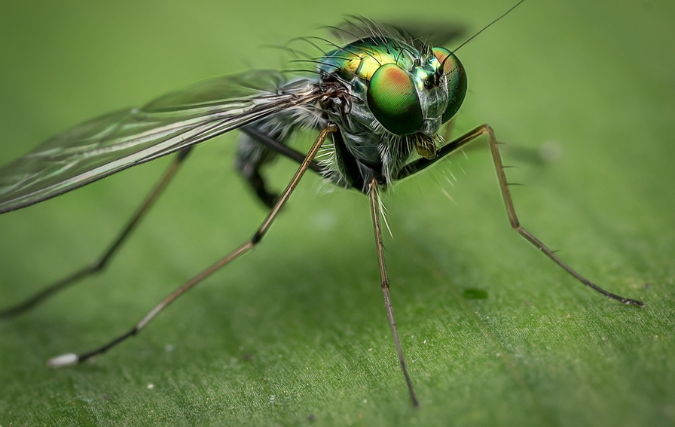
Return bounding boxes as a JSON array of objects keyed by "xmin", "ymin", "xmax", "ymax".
[{"xmin": 368, "ymin": 177, "xmax": 419, "ymax": 407}]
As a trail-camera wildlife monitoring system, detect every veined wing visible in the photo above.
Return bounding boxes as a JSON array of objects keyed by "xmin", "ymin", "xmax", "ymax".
[{"xmin": 0, "ymin": 70, "xmax": 321, "ymax": 213}]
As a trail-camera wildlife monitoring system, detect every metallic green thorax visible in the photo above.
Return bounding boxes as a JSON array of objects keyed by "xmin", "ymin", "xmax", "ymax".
[{"xmin": 321, "ymin": 40, "xmax": 420, "ymax": 82}]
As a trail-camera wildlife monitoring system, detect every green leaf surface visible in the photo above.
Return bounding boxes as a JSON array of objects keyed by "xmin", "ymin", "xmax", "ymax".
[{"xmin": 1, "ymin": 1, "xmax": 673, "ymax": 426}]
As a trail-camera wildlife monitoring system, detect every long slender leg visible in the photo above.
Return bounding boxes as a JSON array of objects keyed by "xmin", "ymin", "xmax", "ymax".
[
  {"xmin": 239, "ymin": 127, "xmax": 326, "ymax": 208},
  {"xmin": 397, "ymin": 125, "xmax": 644, "ymax": 307},
  {"xmin": 0, "ymin": 148, "xmax": 193, "ymax": 319},
  {"xmin": 240, "ymin": 127, "xmax": 325, "ymax": 174},
  {"xmin": 48, "ymin": 123, "xmax": 337, "ymax": 368},
  {"xmin": 368, "ymin": 178, "xmax": 419, "ymax": 407}
]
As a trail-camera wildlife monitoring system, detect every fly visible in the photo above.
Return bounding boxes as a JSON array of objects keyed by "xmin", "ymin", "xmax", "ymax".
[{"xmin": 0, "ymin": 1, "xmax": 643, "ymax": 407}]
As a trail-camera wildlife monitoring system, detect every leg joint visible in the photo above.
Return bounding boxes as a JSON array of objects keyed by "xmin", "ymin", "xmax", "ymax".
[{"xmin": 250, "ymin": 231, "xmax": 263, "ymax": 245}]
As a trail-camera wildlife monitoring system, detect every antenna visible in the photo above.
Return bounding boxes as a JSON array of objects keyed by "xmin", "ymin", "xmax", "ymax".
[{"xmin": 452, "ymin": 0, "xmax": 526, "ymax": 53}]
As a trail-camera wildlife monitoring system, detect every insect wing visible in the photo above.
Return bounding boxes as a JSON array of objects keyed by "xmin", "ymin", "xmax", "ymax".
[
  {"xmin": 0, "ymin": 70, "xmax": 320, "ymax": 213},
  {"xmin": 328, "ymin": 16, "xmax": 464, "ymax": 49},
  {"xmin": 384, "ymin": 21, "xmax": 465, "ymax": 48}
]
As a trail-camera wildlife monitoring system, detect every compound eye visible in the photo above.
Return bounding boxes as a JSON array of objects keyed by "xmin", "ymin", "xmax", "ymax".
[
  {"xmin": 367, "ymin": 64, "xmax": 423, "ymax": 135},
  {"xmin": 432, "ymin": 47, "xmax": 468, "ymax": 123}
]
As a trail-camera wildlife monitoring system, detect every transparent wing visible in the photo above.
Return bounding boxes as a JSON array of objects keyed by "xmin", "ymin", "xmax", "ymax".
[{"xmin": 0, "ymin": 70, "xmax": 321, "ymax": 213}]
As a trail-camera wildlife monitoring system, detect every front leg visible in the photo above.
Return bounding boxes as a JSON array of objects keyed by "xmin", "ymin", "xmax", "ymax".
[{"xmin": 397, "ymin": 124, "xmax": 644, "ymax": 307}]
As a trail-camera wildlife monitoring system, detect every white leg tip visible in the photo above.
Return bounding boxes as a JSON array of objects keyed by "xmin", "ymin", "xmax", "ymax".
[{"xmin": 48, "ymin": 353, "xmax": 78, "ymax": 368}]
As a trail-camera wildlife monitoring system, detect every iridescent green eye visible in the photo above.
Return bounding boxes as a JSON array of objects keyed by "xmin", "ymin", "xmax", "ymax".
[
  {"xmin": 432, "ymin": 47, "xmax": 467, "ymax": 123},
  {"xmin": 367, "ymin": 64, "xmax": 423, "ymax": 135}
]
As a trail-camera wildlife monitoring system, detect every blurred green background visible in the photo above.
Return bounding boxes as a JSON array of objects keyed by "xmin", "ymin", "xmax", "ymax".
[{"xmin": 0, "ymin": 0, "xmax": 673, "ymax": 426}]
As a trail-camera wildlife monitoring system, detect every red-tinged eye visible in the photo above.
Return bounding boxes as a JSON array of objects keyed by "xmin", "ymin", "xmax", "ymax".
[{"xmin": 367, "ymin": 64, "xmax": 423, "ymax": 135}]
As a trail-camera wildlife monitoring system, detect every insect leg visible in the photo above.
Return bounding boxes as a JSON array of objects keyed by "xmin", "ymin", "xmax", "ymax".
[
  {"xmin": 397, "ymin": 125, "xmax": 644, "ymax": 307},
  {"xmin": 0, "ymin": 148, "xmax": 193, "ymax": 319},
  {"xmin": 239, "ymin": 127, "xmax": 326, "ymax": 208},
  {"xmin": 240, "ymin": 127, "xmax": 325, "ymax": 174},
  {"xmin": 368, "ymin": 178, "xmax": 419, "ymax": 407},
  {"xmin": 47, "ymin": 123, "xmax": 337, "ymax": 368}
]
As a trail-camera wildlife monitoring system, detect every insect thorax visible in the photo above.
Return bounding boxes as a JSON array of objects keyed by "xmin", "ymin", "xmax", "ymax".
[{"xmin": 235, "ymin": 36, "xmax": 466, "ymax": 197}]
